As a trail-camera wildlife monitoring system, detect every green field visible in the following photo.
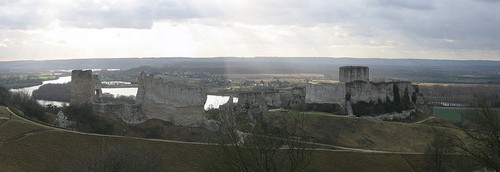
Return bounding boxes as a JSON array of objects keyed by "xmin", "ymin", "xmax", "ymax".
[
  {"xmin": 432, "ymin": 107, "xmax": 472, "ymax": 123},
  {"xmin": 433, "ymin": 107, "xmax": 500, "ymax": 124}
]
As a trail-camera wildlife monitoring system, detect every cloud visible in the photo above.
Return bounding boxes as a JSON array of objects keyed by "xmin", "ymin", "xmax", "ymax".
[
  {"xmin": 58, "ymin": 0, "xmax": 207, "ymax": 29},
  {"xmin": 371, "ymin": 0, "xmax": 434, "ymax": 10},
  {"xmin": 0, "ymin": 1, "xmax": 53, "ymax": 29},
  {"xmin": 476, "ymin": 0, "xmax": 500, "ymax": 2},
  {"xmin": 0, "ymin": 0, "xmax": 499, "ymax": 60},
  {"xmin": 0, "ymin": 0, "xmax": 214, "ymax": 29}
]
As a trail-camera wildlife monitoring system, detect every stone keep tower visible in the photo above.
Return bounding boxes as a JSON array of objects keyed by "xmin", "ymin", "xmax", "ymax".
[
  {"xmin": 70, "ymin": 70, "xmax": 102, "ymax": 105},
  {"xmin": 339, "ymin": 66, "xmax": 369, "ymax": 82}
]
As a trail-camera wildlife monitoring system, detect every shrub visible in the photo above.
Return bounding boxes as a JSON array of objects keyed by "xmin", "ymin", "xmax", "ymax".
[
  {"xmin": 296, "ymin": 103, "xmax": 343, "ymax": 114},
  {"xmin": 65, "ymin": 104, "xmax": 114, "ymax": 134},
  {"xmin": 0, "ymin": 86, "xmax": 49, "ymax": 122}
]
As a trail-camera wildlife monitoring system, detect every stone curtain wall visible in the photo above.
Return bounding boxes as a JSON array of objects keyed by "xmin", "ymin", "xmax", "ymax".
[
  {"xmin": 136, "ymin": 72, "xmax": 206, "ymax": 107},
  {"xmin": 305, "ymin": 81, "xmax": 415, "ymax": 106},
  {"xmin": 347, "ymin": 81, "xmax": 414, "ymax": 104},
  {"xmin": 305, "ymin": 83, "xmax": 345, "ymax": 105},
  {"xmin": 134, "ymin": 72, "xmax": 207, "ymax": 126}
]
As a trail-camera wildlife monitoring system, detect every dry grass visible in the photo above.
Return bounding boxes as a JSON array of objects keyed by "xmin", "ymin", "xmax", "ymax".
[
  {"xmin": 0, "ymin": 107, "xmax": 11, "ymax": 118},
  {"xmin": 0, "ymin": 106, "xmax": 478, "ymax": 171},
  {"xmin": 269, "ymin": 111, "xmax": 465, "ymax": 153}
]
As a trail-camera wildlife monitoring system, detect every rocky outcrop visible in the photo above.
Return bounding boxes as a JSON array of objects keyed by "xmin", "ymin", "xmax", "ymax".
[{"xmin": 361, "ymin": 109, "xmax": 416, "ymax": 121}]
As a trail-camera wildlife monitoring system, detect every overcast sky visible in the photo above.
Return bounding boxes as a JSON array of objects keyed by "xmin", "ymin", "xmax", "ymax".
[{"xmin": 1, "ymin": 0, "xmax": 499, "ymax": 61}]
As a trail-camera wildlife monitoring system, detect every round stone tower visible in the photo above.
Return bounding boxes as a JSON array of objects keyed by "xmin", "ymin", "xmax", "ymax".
[{"xmin": 339, "ymin": 66, "xmax": 369, "ymax": 82}]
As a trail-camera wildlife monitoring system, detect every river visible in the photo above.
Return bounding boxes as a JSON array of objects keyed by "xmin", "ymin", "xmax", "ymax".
[
  {"xmin": 10, "ymin": 76, "xmax": 72, "ymax": 107},
  {"xmin": 10, "ymin": 76, "xmax": 237, "ymax": 109},
  {"xmin": 10, "ymin": 76, "xmax": 72, "ymax": 96}
]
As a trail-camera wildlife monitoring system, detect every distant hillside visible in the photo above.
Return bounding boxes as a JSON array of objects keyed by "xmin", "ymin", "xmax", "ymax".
[
  {"xmin": 1, "ymin": 57, "xmax": 500, "ymax": 83},
  {"xmin": 1, "ymin": 57, "xmax": 500, "ymax": 70}
]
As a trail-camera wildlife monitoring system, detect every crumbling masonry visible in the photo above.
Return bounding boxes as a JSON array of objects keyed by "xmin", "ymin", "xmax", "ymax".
[
  {"xmin": 71, "ymin": 70, "xmax": 207, "ymax": 126},
  {"xmin": 305, "ymin": 66, "xmax": 419, "ymax": 116},
  {"xmin": 70, "ymin": 70, "xmax": 102, "ymax": 105}
]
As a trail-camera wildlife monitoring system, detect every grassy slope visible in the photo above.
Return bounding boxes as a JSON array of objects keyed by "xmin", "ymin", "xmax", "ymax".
[
  {"xmin": 270, "ymin": 111, "xmax": 465, "ymax": 153},
  {"xmin": 0, "ymin": 107, "xmax": 478, "ymax": 171}
]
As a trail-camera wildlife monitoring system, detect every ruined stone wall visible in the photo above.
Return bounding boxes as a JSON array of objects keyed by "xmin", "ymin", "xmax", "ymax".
[
  {"xmin": 305, "ymin": 81, "xmax": 415, "ymax": 105},
  {"xmin": 347, "ymin": 81, "xmax": 414, "ymax": 104},
  {"xmin": 141, "ymin": 103, "xmax": 206, "ymax": 126},
  {"xmin": 71, "ymin": 70, "xmax": 208, "ymax": 127},
  {"xmin": 288, "ymin": 87, "xmax": 305, "ymax": 108},
  {"xmin": 237, "ymin": 92, "xmax": 285, "ymax": 109},
  {"xmin": 93, "ymin": 103, "xmax": 147, "ymax": 124},
  {"xmin": 339, "ymin": 66, "xmax": 369, "ymax": 82},
  {"xmin": 136, "ymin": 72, "xmax": 206, "ymax": 107},
  {"xmin": 134, "ymin": 72, "xmax": 207, "ymax": 126},
  {"xmin": 305, "ymin": 83, "xmax": 345, "ymax": 105},
  {"xmin": 70, "ymin": 70, "xmax": 102, "ymax": 105}
]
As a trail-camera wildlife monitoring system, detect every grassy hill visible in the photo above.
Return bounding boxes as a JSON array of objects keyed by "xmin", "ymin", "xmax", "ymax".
[
  {"xmin": 0, "ymin": 107, "xmax": 478, "ymax": 171},
  {"xmin": 269, "ymin": 111, "xmax": 466, "ymax": 153}
]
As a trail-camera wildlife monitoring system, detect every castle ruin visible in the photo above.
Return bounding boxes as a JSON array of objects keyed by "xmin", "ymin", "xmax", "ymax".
[
  {"xmin": 71, "ymin": 70, "xmax": 207, "ymax": 126},
  {"xmin": 306, "ymin": 66, "xmax": 417, "ymax": 116},
  {"xmin": 70, "ymin": 70, "xmax": 102, "ymax": 105},
  {"xmin": 339, "ymin": 66, "xmax": 369, "ymax": 82}
]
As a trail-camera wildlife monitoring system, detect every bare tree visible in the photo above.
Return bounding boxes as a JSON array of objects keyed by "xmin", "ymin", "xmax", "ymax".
[
  {"xmin": 455, "ymin": 96, "xmax": 500, "ymax": 171},
  {"xmin": 207, "ymin": 98, "xmax": 313, "ymax": 172},
  {"xmin": 426, "ymin": 131, "xmax": 454, "ymax": 172}
]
